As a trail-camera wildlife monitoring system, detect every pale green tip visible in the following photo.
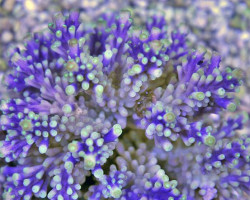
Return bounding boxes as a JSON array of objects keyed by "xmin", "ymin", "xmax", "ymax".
[
  {"xmin": 81, "ymin": 81, "xmax": 90, "ymax": 90},
  {"xmin": 84, "ymin": 155, "xmax": 96, "ymax": 170},
  {"xmin": 113, "ymin": 124, "xmax": 122, "ymax": 136},
  {"xmin": 163, "ymin": 112, "xmax": 176, "ymax": 123},
  {"xmin": 69, "ymin": 25, "xmax": 76, "ymax": 34},
  {"xmin": 68, "ymin": 141, "xmax": 78, "ymax": 153},
  {"xmin": 227, "ymin": 103, "xmax": 236, "ymax": 112},
  {"xmin": 217, "ymin": 88, "xmax": 225, "ymax": 96},
  {"xmin": 110, "ymin": 187, "xmax": 122, "ymax": 199},
  {"xmin": 150, "ymin": 40, "xmax": 163, "ymax": 52},
  {"xmin": 193, "ymin": 92, "xmax": 205, "ymax": 101},
  {"xmin": 66, "ymin": 60, "xmax": 79, "ymax": 72},
  {"xmin": 95, "ymin": 85, "xmax": 104, "ymax": 95},
  {"xmin": 65, "ymin": 85, "xmax": 75, "ymax": 95},
  {"xmin": 139, "ymin": 32, "xmax": 149, "ymax": 41},
  {"xmin": 39, "ymin": 144, "xmax": 47, "ymax": 154},
  {"xmin": 57, "ymin": 194, "xmax": 64, "ymax": 200},
  {"xmin": 23, "ymin": 179, "xmax": 30, "ymax": 186},
  {"xmin": 62, "ymin": 104, "xmax": 72, "ymax": 114},
  {"xmin": 65, "ymin": 161, "xmax": 74, "ymax": 171},
  {"xmin": 163, "ymin": 142, "xmax": 173, "ymax": 152},
  {"xmin": 56, "ymin": 30, "xmax": 62, "ymax": 38},
  {"xmin": 19, "ymin": 119, "xmax": 33, "ymax": 131},
  {"xmin": 132, "ymin": 64, "xmax": 142, "ymax": 74},
  {"xmin": 32, "ymin": 185, "xmax": 40, "ymax": 193},
  {"xmin": 94, "ymin": 169, "xmax": 103, "ymax": 179},
  {"xmin": 68, "ymin": 38, "xmax": 78, "ymax": 46},
  {"xmin": 104, "ymin": 49, "xmax": 113, "ymax": 59},
  {"xmin": 204, "ymin": 135, "xmax": 216, "ymax": 147}
]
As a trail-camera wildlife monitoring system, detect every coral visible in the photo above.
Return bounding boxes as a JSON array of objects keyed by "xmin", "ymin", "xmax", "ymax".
[
  {"xmin": 0, "ymin": 8, "xmax": 249, "ymax": 200},
  {"xmin": 87, "ymin": 143, "xmax": 185, "ymax": 200},
  {"xmin": 155, "ymin": 115, "xmax": 250, "ymax": 199}
]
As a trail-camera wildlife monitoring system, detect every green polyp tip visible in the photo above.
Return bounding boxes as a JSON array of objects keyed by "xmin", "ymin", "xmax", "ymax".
[
  {"xmin": 56, "ymin": 30, "xmax": 62, "ymax": 38},
  {"xmin": 84, "ymin": 155, "xmax": 96, "ymax": 170},
  {"xmin": 57, "ymin": 194, "xmax": 64, "ymax": 200},
  {"xmin": 19, "ymin": 119, "xmax": 33, "ymax": 131},
  {"xmin": 104, "ymin": 49, "xmax": 113, "ymax": 59},
  {"xmin": 62, "ymin": 104, "xmax": 72, "ymax": 114},
  {"xmin": 217, "ymin": 88, "xmax": 225, "ymax": 96},
  {"xmin": 39, "ymin": 144, "xmax": 48, "ymax": 154},
  {"xmin": 67, "ymin": 187, "xmax": 73, "ymax": 195},
  {"xmin": 154, "ymin": 181, "xmax": 162, "ymax": 188},
  {"xmin": 180, "ymin": 195, "xmax": 187, "ymax": 200},
  {"xmin": 214, "ymin": 161, "xmax": 221, "ymax": 168},
  {"xmin": 172, "ymin": 188, "xmax": 180, "ymax": 196},
  {"xmin": 113, "ymin": 124, "xmax": 122, "ymax": 136},
  {"xmin": 65, "ymin": 85, "xmax": 75, "ymax": 95},
  {"xmin": 139, "ymin": 32, "xmax": 149, "ymax": 41},
  {"xmin": 218, "ymin": 154, "xmax": 225, "ymax": 160},
  {"xmin": 87, "ymin": 73, "xmax": 95, "ymax": 80},
  {"xmin": 49, "ymin": 120, "xmax": 57, "ymax": 128},
  {"xmin": 68, "ymin": 38, "xmax": 78, "ymax": 46},
  {"xmin": 235, "ymin": 153, "xmax": 240, "ymax": 158},
  {"xmin": 191, "ymin": 73, "xmax": 200, "ymax": 81},
  {"xmin": 32, "ymin": 185, "xmax": 40, "ymax": 193},
  {"xmin": 18, "ymin": 190, "xmax": 24, "ymax": 195},
  {"xmin": 23, "ymin": 179, "xmax": 30, "ymax": 186},
  {"xmin": 164, "ymin": 182, "xmax": 171, "ymax": 188},
  {"xmin": 193, "ymin": 92, "xmax": 205, "ymax": 101},
  {"xmin": 48, "ymin": 23, "xmax": 54, "ymax": 28},
  {"xmin": 66, "ymin": 60, "xmax": 79, "ymax": 72},
  {"xmin": 164, "ymin": 129, "xmax": 171, "ymax": 137},
  {"xmin": 68, "ymin": 141, "xmax": 78, "ymax": 153},
  {"xmin": 163, "ymin": 142, "xmax": 173, "ymax": 152},
  {"xmin": 95, "ymin": 85, "xmax": 104, "ymax": 95},
  {"xmin": 48, "ymin": 190, "xmax": 56, "ymax": 199},
  {"xmin": 150, "ymin": 40, "xmax": 163, "ymax": 52},
  {"xmin": 86, "ymin": 138, "xmax": 93, "ymax": 146},
  {"xmin": 227, "ymin": 102, "xmax": 236, "ymax": 112},
  {"xmin": 65, "ymin": 161, "xmax": 74, "ymax": 171},
  {"xmin": 92, "ymin": 57, "xmax": 99, "ymax": 65},
  {"xmin": 226, "ymin": 75, "xmax": 232, "ymax": 80},
  {"xmin": 69, "ymin": 25, "xmax": 76, "ymax": 33},
  {"xmin": 142, "ymin": 57, "xmax": 148, "ymax": 65},
  {"xmin": 28, "ymin": 111, "xmax": 35, "ymax": 119},
  {"xmin": 86, "ymin": 63, "xmax": 93, "ymax": 70},
  {"xmin": 163, "ymin": 112, "xmax": 176, "ymax": 123},
  {"xmin": 204, "ymin": 135, "xmax": 216, "ymax": 147},
  {"xmin": 110, "ymin": 187, "xmax": 122, "ymax": 199},
  {"xmin": 145, "ymin": 181, "xmax": 152, "ymax": 189},
  {"xmin": 52, "ymin": 41, "xmax": 61, "ymax": 49},
  {"xmin": 39, "ymin": 190, "xmax": 46, "ymax": 198},
  {"xmin": 132, "ymin": 64, "xmax": 142, "ymax": 74},
  {"xmin": 76, "ymin": 75, "xmax": 83, "ymax": 82}
]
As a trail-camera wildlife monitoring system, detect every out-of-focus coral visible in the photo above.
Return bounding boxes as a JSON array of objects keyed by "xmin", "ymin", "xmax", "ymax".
[
  {"xmin": 87, "ymin": 143, "xmax": 185, "ymax": 200},
  {"xmin": 155, "ymin": 114, "xmax": 249, "ymax": 199}
]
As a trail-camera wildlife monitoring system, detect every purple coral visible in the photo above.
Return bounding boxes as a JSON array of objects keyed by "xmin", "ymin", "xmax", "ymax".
[
  {"xmin": 155, "ymin": 115, "xmax": 249, "ymax": 199},
  {"xmin": 87, "ymin": 143, "xmax": 184, "ymax": 200},
  {"xmin": 0, "ymin": 9, "xmax": 248, "ymax": 200}
]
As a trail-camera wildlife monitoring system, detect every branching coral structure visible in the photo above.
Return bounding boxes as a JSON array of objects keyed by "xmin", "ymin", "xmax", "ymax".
[{"xmin": 0, "ymin": 10, "xmax": 249, "ymax": 200}]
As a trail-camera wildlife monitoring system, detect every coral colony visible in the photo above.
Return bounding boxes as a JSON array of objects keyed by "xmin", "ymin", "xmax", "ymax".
[{"xmin": 0, "ymin": 10, "xmax": 249, "ymax": 200}]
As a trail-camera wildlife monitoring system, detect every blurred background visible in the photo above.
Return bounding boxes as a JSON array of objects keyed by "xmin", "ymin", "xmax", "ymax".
[{"xmin": 0, "ymin": 0, "xmax": 249, "ymax": 128}]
